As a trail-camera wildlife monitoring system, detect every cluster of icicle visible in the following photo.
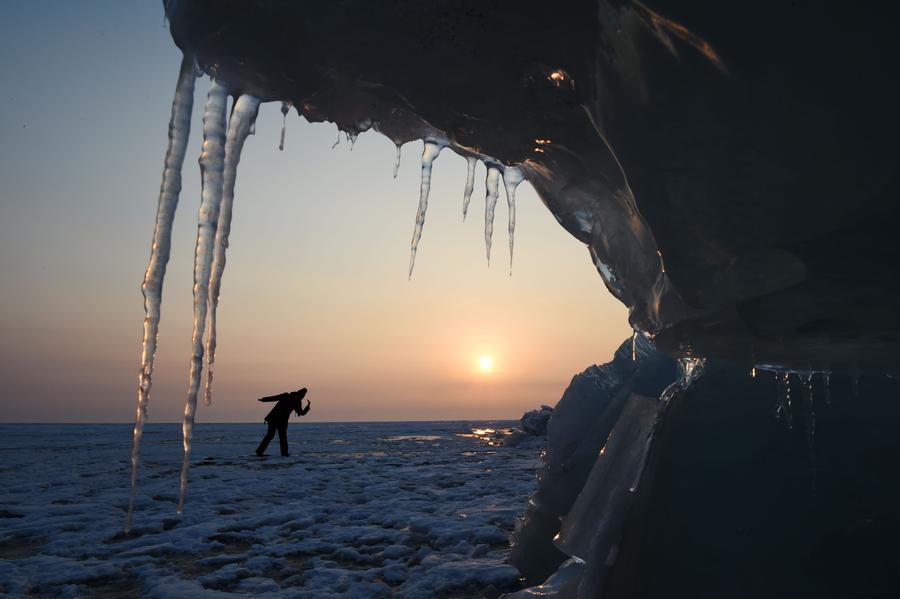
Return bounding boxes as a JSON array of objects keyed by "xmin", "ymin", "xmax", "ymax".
[
  {"xmin": 405, "ymin": 141, "xmax": 525, "ymax": 278},
  {"xmin": 753, "ymin": 364, "xmax": 838, "ymax": 490},
  {"xmin": 127, "ymin": 57, "xmax": 261, "ymax": 531},
  {"xmin": 126, "ymin": 58, "xmax": 529, "ymax": 531}
]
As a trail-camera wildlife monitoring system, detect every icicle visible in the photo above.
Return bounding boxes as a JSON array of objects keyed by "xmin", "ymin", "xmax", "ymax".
[
  {"xmin": 502, "ymin": 166, "xmax": 525, "ymax": 275},
  {"xmin": 408, "ymin": 141, "xmax": 443, "ymax": 278},
  {"xmin": 204, "ymin": 94, "xmax": 261, "ymax": 406},
  {"xmin": 800, "ymin": 373, "xmax": 816, "ymax": 490},
  {"xmin": 751, "ymin": 366, "xmax": 757, "ymax": 378},
  {"xmin": 178, "ymin": 80, "xmax": 228, "ymax": 514},
  {"xmin": 278, "ymin": 101, "xmax": 290, "ymax": 151},
  {"xmin": 332, "ymin": 131, "xmax": 341, "ymax": 149},
  {"xmin": 393, "ymin": 143, "xmax": 402, "ymax": 179},
  {"xmin": 126, "ymin": 54, "xmax": 196, "ymax": 533},
  {"xmin": 484, "ymin": 166, "xmax": 501, "ymax": 265},
  {"xmin": 631, "ymin": 331, "xmax": 637, "ymax": 362},
  {"xmin": 775, "ymin": 372, "xmax": 793, "ymax": 429},
  {"xmin": 462, "ymin": 157, "xmax": 477, "ymax": 221}
]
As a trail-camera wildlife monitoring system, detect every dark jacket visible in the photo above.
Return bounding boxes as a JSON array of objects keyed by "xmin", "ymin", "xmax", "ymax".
[{"xmin": 259, "ymin": 391, "xmax": 309, "ymax": 425}]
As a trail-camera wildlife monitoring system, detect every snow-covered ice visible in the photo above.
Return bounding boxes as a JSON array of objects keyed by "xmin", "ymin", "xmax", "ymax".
[{"xmin": 0, "ymin": 422, "xmax": 542, "ymax": 598}]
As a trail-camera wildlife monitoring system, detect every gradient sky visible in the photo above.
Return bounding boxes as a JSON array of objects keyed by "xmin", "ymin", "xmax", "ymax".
[{"xmin": 0, "ymin": 1, "xmax": 631, "ymax": 423}]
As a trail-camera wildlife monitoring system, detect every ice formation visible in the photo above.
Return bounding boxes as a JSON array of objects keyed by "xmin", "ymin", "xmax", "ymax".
[
  {"xmin": 407, "ymin": 141, "xmax": 443, "ymax": 278},
  {"xmin": 127, "ymin": 54, "xmax": 196, "ymax": 533},
  {"xmin": 502, "ymin": 166, "xmax": 525, "ymax": 274},
  {"xmin": 483, "ymin": 166, "xmax": 501, "ymax": 265},
  {"xmin": 462, "ymin": 156, "xmax": 477, "ymax": 221},
  {"xmin": 205, "ymin": 94, "xmax": 262, "ymax": 406},
  {"xmin": 393, "ymin": 143, "xmax": 402, "ymax": 179},
  {"xmin": 278, "ymin": 101, "xmax": 290, "ymax": 151},
  {"xmin": 659, "ymin": 356, "xmax": 707, "ymax": 402},
  {"xmin": 148, "ymin": 2, "xmax": 900, "ymax": 595},
  {"xmin": 178, "ymin": 79, "xmax": 229, "ymax": 513}
]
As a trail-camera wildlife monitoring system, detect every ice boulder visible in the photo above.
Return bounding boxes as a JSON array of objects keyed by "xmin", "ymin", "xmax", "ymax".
[{"xmin": 520, "ymin": 406, "xmax": 553, "ymax": 436}]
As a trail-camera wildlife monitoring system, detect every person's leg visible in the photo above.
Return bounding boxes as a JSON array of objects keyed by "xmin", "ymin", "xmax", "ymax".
[
  {"xmin": 277, "ymin": 424, "xmax": 289, "ymax": 456},
  {"xmin": 256, "ymin": 423, "xmax": 276, "ymax": 455}
]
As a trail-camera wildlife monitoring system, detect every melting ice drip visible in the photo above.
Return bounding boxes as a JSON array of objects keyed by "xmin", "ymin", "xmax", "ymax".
[{"xmin": 127, "ymin": 54, "xmax": 529, "ymax": 527}]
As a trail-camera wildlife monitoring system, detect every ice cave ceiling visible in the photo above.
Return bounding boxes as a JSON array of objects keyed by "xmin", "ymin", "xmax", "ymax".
[{"xmin": 164, "ymin": 0, "xmax": 900, "ymax": 370}]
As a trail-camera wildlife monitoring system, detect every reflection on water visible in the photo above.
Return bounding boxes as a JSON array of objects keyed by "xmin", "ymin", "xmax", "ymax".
[
  {"xmin": 456, "ymin": 427, "xmax": 515, "ymax": 446},
  {"xmin": 380, "ymin": 435, "xmax": 444, "ymax": 442}
]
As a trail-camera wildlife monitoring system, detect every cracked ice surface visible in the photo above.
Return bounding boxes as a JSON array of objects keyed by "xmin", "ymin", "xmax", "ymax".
[{"xmin": 0, "ymin": 422, "xmax": 540, "ymax": 598}]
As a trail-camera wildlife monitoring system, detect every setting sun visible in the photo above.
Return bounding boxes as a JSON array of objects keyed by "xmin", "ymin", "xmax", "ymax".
[{"xmin": 478, "ymin": 355, "xmax": 494, "ymax": 373}]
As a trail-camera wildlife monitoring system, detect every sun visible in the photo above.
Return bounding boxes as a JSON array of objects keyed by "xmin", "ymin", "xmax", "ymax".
[{"xmin": 478, "ymin": 355, "xmax": 494, "ymax": 373}]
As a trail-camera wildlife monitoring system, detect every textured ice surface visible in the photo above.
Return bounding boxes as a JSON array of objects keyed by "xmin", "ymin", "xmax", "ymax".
[{"xmin": 0, "ymin": 422, "xmax": 540, "ymax": 598}]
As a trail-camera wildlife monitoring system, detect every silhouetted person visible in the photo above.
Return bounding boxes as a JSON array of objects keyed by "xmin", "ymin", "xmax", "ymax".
[{"xmin": 255, "ymin": 388, "xmax": 310, "ymax": 456}]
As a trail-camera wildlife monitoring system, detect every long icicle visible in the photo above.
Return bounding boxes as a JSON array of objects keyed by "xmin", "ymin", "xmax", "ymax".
[
  {"xmin": 502, "ymin": 166, "xmax": 524, "ymax": 275},
  {"xmin": 126, "ymin": 54, "xmax": 195, "ymax": 533},
  {"xmin": 408, "ymin": 141, "xmax": 443, "ymax": 278},
  {"xmin": 178, "ymin": 80, "xmax": 228, "ymax": 514},
  {"xmin": 462, "ymin": 157, "xmax": 477, "ymax": 221},
  {"xmin": 204, "ymin": 94, "xmax": 261, "ymax": 406},
  {"xmin": 484, "ymin": 166, "xmax": 501, "ymax": 265}
]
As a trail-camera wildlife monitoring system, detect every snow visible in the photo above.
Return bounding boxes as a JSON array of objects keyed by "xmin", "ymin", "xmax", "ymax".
[{"xmin": 0, "ymin": 422, "xmax": 542, "ymax": 597}]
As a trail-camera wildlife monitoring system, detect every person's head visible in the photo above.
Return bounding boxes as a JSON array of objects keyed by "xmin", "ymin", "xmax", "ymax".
[{"xmin": 295, "ymin": 388, "xmax": 308, "ymax": 399}]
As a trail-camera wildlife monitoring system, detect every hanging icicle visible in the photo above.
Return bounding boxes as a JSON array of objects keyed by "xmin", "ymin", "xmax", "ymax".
[
  {"xmin": 278, "ymin": 101, "xmax": 290, "ymax": 151},
  {"xmin": 462, "ymin": 157, "xmax": 477, "ymax": 221},
  {"xmin": 178, "ymin": 79, "xmax": 229, "ymax": 514},
  {"xmin": 775, "ymin": 371, "xmax": 793, "ymax": 429},
  {"xmin": 408, "ymin": 141, "xmax": 443, "ymax": 278},
  {"xmin": 393, "ymin": 143, "xmax": 402, "ymax": 179},
  {"xmin": 502, "ymin": 166, "xmax": 524, "ymax": 275},
  {"xmin": 800, "ymin": 373, "xmax": 817, "ymax": 490},
  {"xmin": 484, "ymin": 166, "xmax": 501, "ymax": 265},
  {"xmin": 205, "ymin": 94, "xmax": 262, "ymax": 406},
  {"xmin": 126, "ymin": 53, "xmax": 196, "ymax": 533}
]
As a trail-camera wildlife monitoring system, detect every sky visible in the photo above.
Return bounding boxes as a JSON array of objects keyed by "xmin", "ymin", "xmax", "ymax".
[{"xmin": 0, "ymin": 1, "xmax": 631, "ymax": 423}]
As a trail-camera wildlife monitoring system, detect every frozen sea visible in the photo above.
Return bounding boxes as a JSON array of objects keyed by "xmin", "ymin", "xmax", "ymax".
[{"xmin": 0, "ymin": 422, "xmax": 543, "ymax": 598}]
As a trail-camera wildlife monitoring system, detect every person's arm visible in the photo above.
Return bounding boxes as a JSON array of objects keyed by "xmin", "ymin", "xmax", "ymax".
[
  {"xmin": 298, "ymin": 399, "xmax": 311, "ymax": 416},
  {"xmin": 258, "ymin": 392, "xmax": 290, "ymax": 403}
]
